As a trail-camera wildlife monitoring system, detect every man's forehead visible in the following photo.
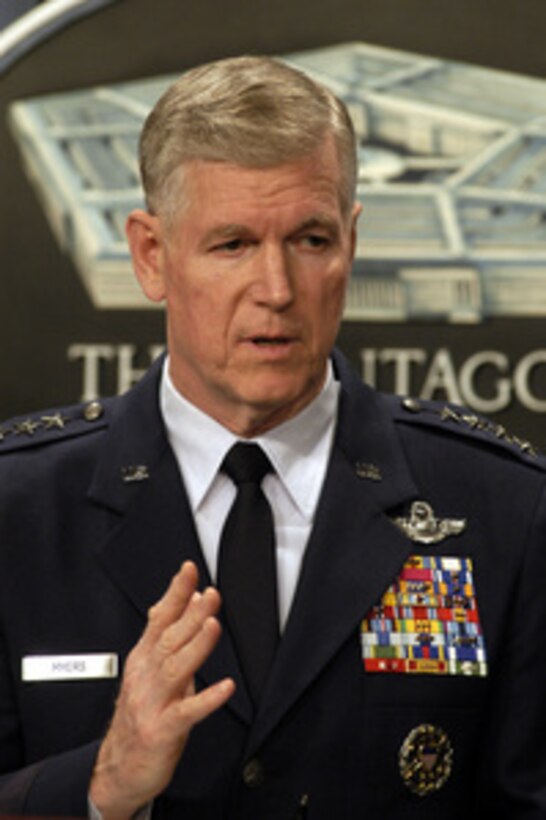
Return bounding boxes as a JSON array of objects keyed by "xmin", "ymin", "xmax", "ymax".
[
  {"xmin": 181, "ymin": 135, "xmax": 341, "ymax": 190},
  {"xmin": 178, "ymin": 160, "xmax": 343, "ymax": 222},
  {"xmin": 159, "ymin": 140, "xmax": 351, "ymax": 235}
]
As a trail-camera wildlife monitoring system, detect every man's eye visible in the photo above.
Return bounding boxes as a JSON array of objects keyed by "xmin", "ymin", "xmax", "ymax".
[
  {"xmin": 301, "ymin": 234, "xmax": 330, "ymax": 249},
  {"xmin": 224, "ymin": 239, "xmax": 244, "ymax": 251},
  {"xmin": 211, "ymin": 238, "xmax": 245, "ymax": 253}
]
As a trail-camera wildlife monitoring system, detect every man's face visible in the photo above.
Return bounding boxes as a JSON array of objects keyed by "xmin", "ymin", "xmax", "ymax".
[{"xmin": 130, "ymin": 137, "xmax": 360, "ymax": 436}]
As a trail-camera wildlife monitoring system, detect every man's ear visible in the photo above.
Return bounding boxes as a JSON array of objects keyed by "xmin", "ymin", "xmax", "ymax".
[{"xmin": 126, "ymin": 209, "xmax": 166, "ymax": 303}]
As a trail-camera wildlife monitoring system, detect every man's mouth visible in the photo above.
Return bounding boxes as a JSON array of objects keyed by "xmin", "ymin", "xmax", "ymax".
[{"xmin": 251, "ymin": 336, "xmax": 292, "ymax": 346}]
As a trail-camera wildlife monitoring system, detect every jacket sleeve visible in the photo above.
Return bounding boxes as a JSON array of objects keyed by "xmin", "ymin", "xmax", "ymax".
[
  {"xmin": 0, "ymin": 742, "xmax": 100, "ymax": 817},
  {"xmin": 477, "ymin": 481, "xmax": 546, "ymax": 815},
  {"xmin": 0, "ymin": 618, "xmax": 100, "ymax": 816}
]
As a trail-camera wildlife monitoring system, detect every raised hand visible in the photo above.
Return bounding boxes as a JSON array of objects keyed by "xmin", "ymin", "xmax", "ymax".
[{"xmin": 89, "ymin": 561, "xmax": 235, "ymax": 820}]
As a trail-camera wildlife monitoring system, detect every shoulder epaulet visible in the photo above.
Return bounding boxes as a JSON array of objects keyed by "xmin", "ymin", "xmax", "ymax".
[
  {"xmin": 0, "ymin": 399, "xmax": 111, "ymax": 454},
  {"xmin": 393, "ymin": 395, "xmax": 545, "ymax": 469}
]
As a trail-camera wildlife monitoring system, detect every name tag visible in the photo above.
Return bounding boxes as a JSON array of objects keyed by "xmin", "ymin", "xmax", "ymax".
[{"xmin": 22, "ymin": 653, "xmax": 118, "ymax": 682}]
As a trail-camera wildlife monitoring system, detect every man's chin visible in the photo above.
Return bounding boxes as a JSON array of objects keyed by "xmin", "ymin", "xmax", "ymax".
[{"xmin": 236, "ymin": 376, "xmax": 323, "ymax": 420}]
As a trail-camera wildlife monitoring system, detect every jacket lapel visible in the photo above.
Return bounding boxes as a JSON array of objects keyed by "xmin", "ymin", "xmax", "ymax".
[
  {"xmin": 248, "ymin": 353, "xmax": 420, "ymax": 748},
  {"xmin": 87, "ymin": 358, "xmax": 253, "ymax": 723}
]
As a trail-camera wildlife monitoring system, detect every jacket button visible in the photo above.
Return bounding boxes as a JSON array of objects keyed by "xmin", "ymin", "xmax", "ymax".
[
  {"xmin": 83, "ymin": 401, "xmax": 104, "ymax": 422},
  {"xmin": 402, "ymin": 397, "xmax": 422, "ymax": 413},
  {"xmin": 242, "ymin": 758, "xmax": 265, "ymax": 788}
]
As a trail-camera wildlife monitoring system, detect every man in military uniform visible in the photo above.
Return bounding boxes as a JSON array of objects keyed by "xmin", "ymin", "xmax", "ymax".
[{"xmin": 0, "ymin": 56, "xmax": 545, "ymax": 819}]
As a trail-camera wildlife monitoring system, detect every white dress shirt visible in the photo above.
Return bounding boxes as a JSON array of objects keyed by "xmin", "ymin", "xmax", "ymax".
[{"xmin": 160, "ymin": 359, "xmax": 340, "ymax": 630}]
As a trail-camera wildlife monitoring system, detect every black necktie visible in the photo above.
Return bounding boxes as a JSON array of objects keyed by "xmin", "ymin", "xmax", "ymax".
[{"xmin": 218, "ymin": 442, "xmax": 279, "ymax": 704}]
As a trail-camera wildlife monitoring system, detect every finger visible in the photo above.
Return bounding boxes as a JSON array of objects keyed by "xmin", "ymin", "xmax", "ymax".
[
  {"xmin": 158, "ymin": 586, "xmax": 222, "ymax": 657},
  {"xmin": 143, "ymin": 561, "xmax": 199, "ymax": 646},
  {"xmin": 169, "ymin": 676, "xmax": 236, "ymax": 734},
  {"xmin": 121, "ymin": 590, "xmax": 223, "ymax": 719},
  {"xmin": 160, "ymin": 615, "xmax": 224, "ymax": 694}
]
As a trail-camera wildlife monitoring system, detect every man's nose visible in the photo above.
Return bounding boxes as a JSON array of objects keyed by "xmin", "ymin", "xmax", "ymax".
[{"xmin": 253, "ymin": 244, "xmax": 295, "ymax": 309}]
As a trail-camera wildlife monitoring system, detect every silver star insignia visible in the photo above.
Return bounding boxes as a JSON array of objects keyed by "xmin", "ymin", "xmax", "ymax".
[
  {"xmin": 13, "ymin": 419, "xmax": 41, "ymax": 436},
  {"xmin": 41, "ymin": 413, "xmax": 69, "ymax": 430}
]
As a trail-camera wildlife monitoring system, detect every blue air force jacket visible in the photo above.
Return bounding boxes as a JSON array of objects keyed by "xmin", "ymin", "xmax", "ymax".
[{"xmin": 0, "ymin": 351, "xmax": 545, "ymax": 819}]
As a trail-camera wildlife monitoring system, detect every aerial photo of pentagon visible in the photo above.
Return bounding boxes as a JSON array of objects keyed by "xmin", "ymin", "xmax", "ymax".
[{"xmin": 9, "ymin": 42, "xmax": 546, "ymax": 319}]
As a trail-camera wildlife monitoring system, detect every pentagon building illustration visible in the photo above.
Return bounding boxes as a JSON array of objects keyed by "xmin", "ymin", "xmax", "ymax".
[{"xmin": 8, "ymin": 42, "xmax": 546, "ymax": 318}]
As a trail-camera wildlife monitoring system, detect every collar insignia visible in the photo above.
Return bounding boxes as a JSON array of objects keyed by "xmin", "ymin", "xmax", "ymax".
[
  {"xmin": 121, "ymin": 465, "xmax": 150, "ymax": 483},
  {"xmin": 355, "ymin": 462, "xmax": 382, "ymax": 481}
]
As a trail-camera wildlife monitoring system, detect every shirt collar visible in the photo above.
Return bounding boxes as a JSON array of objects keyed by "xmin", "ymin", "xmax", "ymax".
[{"xmin": 160, "ymin": 359, "xmax": 339, "ymax": 520}]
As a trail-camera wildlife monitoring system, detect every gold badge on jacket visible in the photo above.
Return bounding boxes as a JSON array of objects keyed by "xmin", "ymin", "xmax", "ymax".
[
  {"xmin": 361, "ymin": 555, "xmax": 487, "ymax": 677},
  {"xmin": 399, "ymin": 724, "xmax": 453, "ymax": 796}
]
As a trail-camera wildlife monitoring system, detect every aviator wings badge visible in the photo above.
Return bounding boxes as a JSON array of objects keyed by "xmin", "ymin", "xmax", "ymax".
[{"xmin": 394, "ymin": 501, "xmax": 466, "ymax": 545}]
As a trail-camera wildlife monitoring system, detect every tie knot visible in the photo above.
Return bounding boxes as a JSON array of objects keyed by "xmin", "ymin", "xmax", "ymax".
[{"xmin": 222, "ymin": 442, "xmax": 272, "ymax": 486}]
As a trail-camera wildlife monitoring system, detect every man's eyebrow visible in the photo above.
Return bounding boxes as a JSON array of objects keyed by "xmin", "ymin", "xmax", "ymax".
[
  {"xmin": 293, "ymin": 215, "xmax": 341, "ymax": 235},
  {"xmin": 199, "ymin": 224, "xmax": 252, "ymax": 249},
  {"xmin": 199, "ymin": 215, "xmax": 341, "ymax": 249}
]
